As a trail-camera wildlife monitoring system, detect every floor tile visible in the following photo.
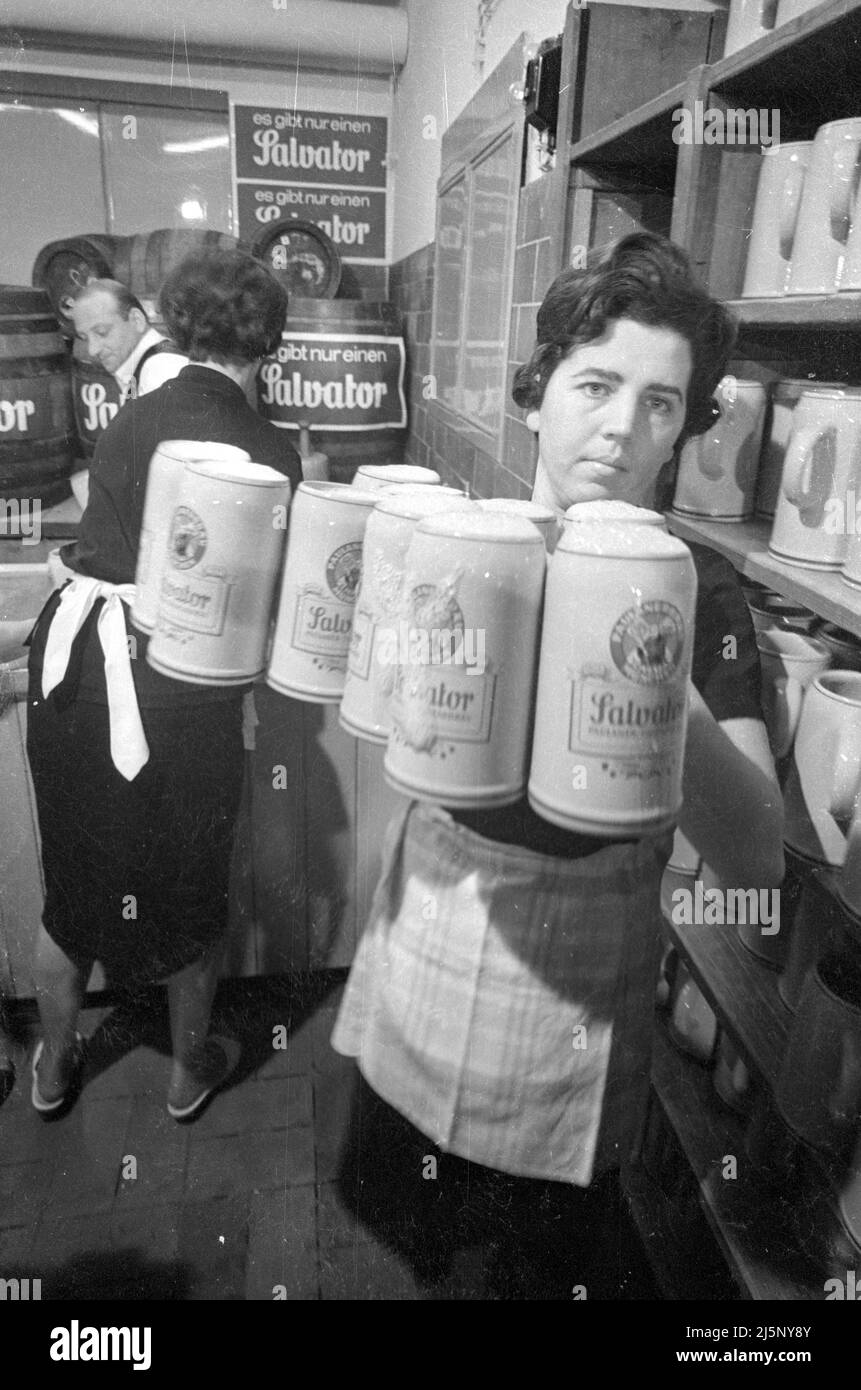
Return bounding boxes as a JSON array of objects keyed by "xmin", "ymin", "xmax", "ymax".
[
  {"xmin": 184, "ymin": 1126, "xmax": 314, "ymax": 1201},
  {"xmin": 182, "ymin": 1075, "xmax": 313, "ymax": 1139},
  {"xmin": 112, "ymin": 1096, "xmax": 189, "ymax": 1206},
  {"xmin": 0, "ymin": 1222, "xmax": 39, "ymax": 1265},
  {"xmin": 245, "ymin": 1188, "xmax": 319, "ymax": 1300},
  {"xmin": 0, "ymin": 1157, "xmax": 55, "ymax": 1228},
  {"xmin": 313, "ymin": 1064, "xmax": 357, "ymax": 1182},
  {"xmin": 317, "ymin": 1240, "xmax": 424, "ymax": 1301},
  {"xmin": 254, "ymin": 1023, "xmax": 313, "ymax": 1078},
  {"xmin": 316, "ymin": 1181, "xmax": 375, "ymax": 1249},
  {"xmin": 177, "ymin": 1196, "xmax": 249, "ymax": 1301}
]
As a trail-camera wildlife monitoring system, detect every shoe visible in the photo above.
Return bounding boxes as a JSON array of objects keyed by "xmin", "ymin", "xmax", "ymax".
[
  {"xmin": 167, "ymin": 1036, "xmax": 241, "ymax": 1123},
  {"xmin": 31, "ymin": 1033, "xmax": 84, "ymax": 1115}
]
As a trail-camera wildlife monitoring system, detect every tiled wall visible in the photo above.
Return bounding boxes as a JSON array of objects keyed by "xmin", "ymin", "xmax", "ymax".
[{"xmin": 388, "ymin": 175, "xmax": 556, "ymax": 499}]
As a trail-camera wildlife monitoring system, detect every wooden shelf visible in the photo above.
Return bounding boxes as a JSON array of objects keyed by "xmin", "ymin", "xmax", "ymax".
[
  {"xmin": 707, "ymin": 0, "xmax": 861, "ymax": 109},
  {"xmin": 650, "ymin": 1022, "xmax": 827, "ymax": 1300},
  {"xmin": 667, "ymin": 917, "xmax": 789, "ymax": 1088},
  {"xmin": 666, "ymin": 514, "xmax": 861, "ymax": 638},
  {"xmin": 730, "ymin": 293, "xmax": 861, "ymax": 330},
  {"xmin": 568, "ymin": 82, "xmax": 687, "ymax": 172}
]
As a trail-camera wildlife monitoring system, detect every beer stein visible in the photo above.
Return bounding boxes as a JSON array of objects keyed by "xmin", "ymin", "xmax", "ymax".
[
  {"xmin": 384, "ymin": 512, "xmax": 545, "ymax": 807},
  {"xmin": 146, "ymin": 459, "xmax": 291, "ymax": 686},
  {"xmin": 478, "ymin": 497, "xmax": 560, "ymax": 549},
  {"xmin": 769, "ymin": 388, "xmax": 861, "ymax": 569},
  {"xmin": 339, "ymin": 491, "xmax": 474, "ymax": 743},
  {"xmin": 353, "ymin": 464, "xmax": 441, "ymax": 492},
  {"xmin": 667, "ymin": 960, "xmax": 718, "ymax": 1064},
  {"xmin": 132, "ymin": 440, "xmax": 252, "ymax": 634},
  {"xmin": 755, "ymin": 628, "xmax": 831, "ymax": 760},
  {"xmin": 779, "ymin": 874, "xmax": 844, "ymax": 1012},
  {"xmin": 712, "ymin": 1031, "xmax": 752, "ymax": 1113},
  {"xmin": 776, "ymin": 940, "xmax": 861, "ymax": 1160},
  {"xmin": 755, "ymin": 380, "xmax": 845, "ymax": 520},
  {"xmin": 782, "ymin": 670, "xmax": 861, "ymax": 867},
  {"xmin": 742, "ymin": 143, "xmax": 812, "ymax": 298},
  {"xmin": 267, "ymin": 481, "xmax": 378, "ymax": 702},
  {"xmin": 787, "ymin": 118, "xmax": 861, "ymax": 294},
  {"xmin": 672, "ymin": 378, "xmax": 767, "ymax": 521},
  {"xmin": 528, "ymin": 522, "xmax": 697, "ymax": 836},
  {"xmin": 815, "ymin": 623, "xmax": 861, "ymax": 672},
  {"xmin": 746, "ymin": 593, "xmax": 817, "ymax": 634}
]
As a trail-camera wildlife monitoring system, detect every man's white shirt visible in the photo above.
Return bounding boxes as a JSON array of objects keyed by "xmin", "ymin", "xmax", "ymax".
[{"xmin": 115, "ymin": 327, "xmax": 187, "ymax": 403}]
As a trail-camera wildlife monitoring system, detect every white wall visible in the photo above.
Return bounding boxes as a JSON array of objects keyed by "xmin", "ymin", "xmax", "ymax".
[{"xmin": 390, "ymin": 0, "xmax": 728, "ymax": 263}]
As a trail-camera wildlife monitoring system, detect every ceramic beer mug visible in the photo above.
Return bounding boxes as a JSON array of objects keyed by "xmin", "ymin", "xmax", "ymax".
[
  {"xmin": 267, "ymin": 480, "xmax": 379, "ymax": 702},
  {"xmin": 672, "ymin": 378, "xmax": 767, "ymax": 521},
  {"xmin": 787, "ymin": 118, "xmax": 861, "ymax": 294},
  {"xmin": 742, "ymin": 143, "xmax": 812, "ymax": 298},
  {"xmin": 339, "ymin": 490, "xmax": 474, "ymax": 743},
  {"xmin": 816, "ymin": 623, "xmax": 861, "ymax": 671},
  {"xmin": 384, "ymin": 512, "xmax": 545, "ymax": 807},
  {"xmin": 769, "ymin": 388, "xmax": 861, "ymax": 569},
  {"xmin": 132, "ymin": 440, "xmax": 252, "ymax": 633},
  {"xmin": 755, "ymin": 627, "xmax": 831, "ymax": 761},
  {"xmin": 839, "ymin": 485, "xmax": 861, "ymax": 587},
  {"xmin": 755, "ymin": 380, "xmax": 843, "ymax": 520},
  {"xmin": 746, "ymin": 592, "xmax": 817, "ymax": 634},
  {"xmin": 837, "ymin": 790, "xmax": 861, "ymax": 921},
  {"xmin": 528, "ymin": 522, "xmax": 697, "ymax": 837},
  {"xmin": 779, "ymin": 874, "xmax": 845, "ymax": 1012},
  {"xmin": 478, "ymin": 497, "xmax": 560, "ymax": 549},
  {"xmin": 353, "ymin": 464, "xmax": 441, "ymax": 492},
  {"xmin": 782, "ymin": 670, "xmax": 861, "ymax": 867},
  {"xmin": 146, "ymin": 459, "xmax": 291, "ymax": 686}
]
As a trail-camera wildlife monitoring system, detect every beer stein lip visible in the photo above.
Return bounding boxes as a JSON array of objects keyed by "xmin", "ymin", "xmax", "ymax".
[
  {"xmin": 812, "ymin": 669, "xmax": 861, "ymax": 703},
  {"xmin": 815, "ymin": 116, "xmax": 861, "ymax": 134},
  {"xmin": 414, "ymin": 511, "xmax": 544, "ymax": 545},
  {"xmin": 478, "ymin": 498, "xmax": 557, "ymax": 520},
  {"xmin": 374, "ymin": 493, "xmax": 474, "ymax": 522},
  {"xmin": 185, "ymin": 459, "xmax": 288, "ymax": 487},
  {"xmin": 755, "ymin": 630, "xmax": 830, "ymax": 659},
  {"xmin": 555, "ymin": 518, "xmax": 691, "ymax": 560},
  {"xmin": 771, "ymin": 378, "xmax": 845, "ymax": 397},
  {"xmin": 797, "ymin": 386, "xmax": 857, "ymax": 401},
  {"xmin": 760, "ymin": 139, "xmax": 812, "ymax": 155},
  {"xmin": 563, "ymin": 499, "xmax": 665, "ymax": 525},
  {"xmin": 153, "ymin": 439, "xmax": 251, "ymax": 464},
  {"xmin": 297, "ymin": 479, "xmax": 379, "ymax": 506}
]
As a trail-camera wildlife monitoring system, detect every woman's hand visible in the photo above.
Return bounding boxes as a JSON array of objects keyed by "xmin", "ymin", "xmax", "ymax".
[{"xmin": 678, "ymin": 681, "xmax": 785, "ymax": 890}]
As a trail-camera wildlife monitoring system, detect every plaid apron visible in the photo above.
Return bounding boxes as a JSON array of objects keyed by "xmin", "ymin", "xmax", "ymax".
[{"xmin": 332, "ymin": 802, "xmax": 667, "ymax": 1186}]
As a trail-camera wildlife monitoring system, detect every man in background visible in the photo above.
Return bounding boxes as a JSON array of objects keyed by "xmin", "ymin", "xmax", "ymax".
[{"xmin": 71, "ymin": 278, "xmax": 187, "ymax": 404}]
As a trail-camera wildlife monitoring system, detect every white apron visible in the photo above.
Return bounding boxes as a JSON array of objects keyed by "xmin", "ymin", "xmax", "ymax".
[{"xmin": 332, "ymin": 801, "xmax": 667, "ymax": 1186}]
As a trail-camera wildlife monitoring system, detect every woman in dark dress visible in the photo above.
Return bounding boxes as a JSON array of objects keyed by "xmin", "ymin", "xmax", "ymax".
[{"xmin": 26, "ymin": 249, "xmax": 301, "ymax": 1120}]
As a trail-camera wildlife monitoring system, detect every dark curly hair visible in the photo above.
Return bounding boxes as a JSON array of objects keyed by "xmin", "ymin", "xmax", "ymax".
[
  {"xmin": 158, "ymin": 249, "xmax": 287, "ymax": 364},
  {"xmin": 512, "ymin": 233, "xmax": 737, "ymax": 445}
]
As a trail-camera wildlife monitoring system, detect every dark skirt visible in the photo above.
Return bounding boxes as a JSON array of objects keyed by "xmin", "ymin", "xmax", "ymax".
[{"xmin": 26, "ymin": 649, "xmax": 245, "ymax": 986}]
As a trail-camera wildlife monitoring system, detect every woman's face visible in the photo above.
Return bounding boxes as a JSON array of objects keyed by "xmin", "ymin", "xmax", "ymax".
[{"xmin": 528, "ymin": 317, "xmax": 692, "ymax": 511}]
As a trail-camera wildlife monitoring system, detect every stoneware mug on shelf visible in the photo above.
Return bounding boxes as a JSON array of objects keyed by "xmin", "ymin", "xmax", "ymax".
[
  {"xmin": 672, "ymin": 377, "xmax": 767, "ymax": 521},
  {"xmin": 755, "ymin": 627, "xmax": 831, "ymax": 761},
  {"xmin": 755, "ymin": 379, "xmax": 843, "ymax": 520},
  {"xmin": 768, "ymin": 388, "xmax": 861, "ymax": 570},
  {"xmin": 787, "ymin": 117, "xmax": 861, "ymax": 295},
  {"xmin": 742, "ymin": 143, "xmax": 812, "ymax": 298},
  {"xmin": 782, "ymin": 670, "xmax": 861, "ymax": 867}
]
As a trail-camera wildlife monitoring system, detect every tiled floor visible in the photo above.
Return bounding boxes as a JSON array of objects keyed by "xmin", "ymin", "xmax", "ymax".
[{"xmin": 0, "ymin": 972, "xmax": 661, "ymax": 1300}]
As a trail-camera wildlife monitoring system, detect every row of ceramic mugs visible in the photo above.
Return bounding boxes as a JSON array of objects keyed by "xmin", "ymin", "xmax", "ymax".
[
  {"xmin": 743, "ymin": 116, "xmax": 861, "ymax": 297},
  {"xmin": 673, "ymin": 376, "xmax": 861, "ymax": 573},
  {"xmin": 278, "ymin": 477, "xmax": 699, "ymax": 833}
]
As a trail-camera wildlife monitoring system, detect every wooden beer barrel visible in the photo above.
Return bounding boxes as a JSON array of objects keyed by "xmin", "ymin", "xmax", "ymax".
[
  {"xmin": 256, "ymin": 298, "xmax": 407, "ymax": 483},
  {"xmin": 251, "ymin": 218, "xmax": 341, "ymax": 299},
  {"xmin": 31, "ymin": 235, "xmax": 126, "ymax": 334},
  {"xmin": 119, "ymin": 229, "xmax": 245, "ymax": 300},
  {"xmin": 70, "ymin": 339, "xmax": 122, "ymax": 458},
  {"xmin": 0, "ymin": 286, "xmax": 75, "ymax": 503}
]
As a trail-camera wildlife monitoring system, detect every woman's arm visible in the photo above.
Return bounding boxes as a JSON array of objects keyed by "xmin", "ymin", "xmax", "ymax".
[{"xmin": 678, "ymin": 683, "xmax": 785, "ymax": 889}]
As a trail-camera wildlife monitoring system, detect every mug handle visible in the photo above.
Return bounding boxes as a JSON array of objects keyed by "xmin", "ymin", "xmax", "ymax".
[
  {"xmin": 830, "ymin": 139, "xmax": 861, "ymax": 236},
  {"xmin": 782, "ymin": 425, "xmax": 832, "ymax": 506},
  {"xmin": 779, "ymin": 157, "xmax": 807, "ymax": 261},
  {"xmin": 771, "ymin": 674, "xmax": 803, "ymax": 761}
]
